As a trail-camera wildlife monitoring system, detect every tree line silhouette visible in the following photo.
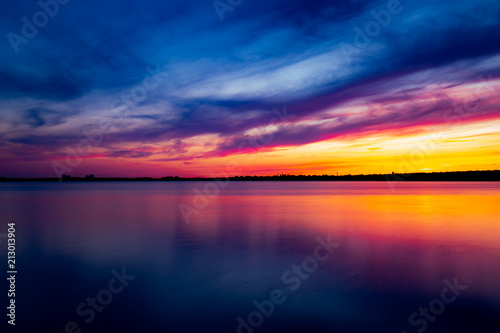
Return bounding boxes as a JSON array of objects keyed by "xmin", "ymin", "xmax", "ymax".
[{"xmin": 1, "ymin": 170, "xmax": 499, "ymax": 182}]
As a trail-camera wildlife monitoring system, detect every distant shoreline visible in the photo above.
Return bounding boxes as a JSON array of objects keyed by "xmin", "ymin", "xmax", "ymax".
[{"xmin": 1, "ymin": 170, "xmax": 499, "ymax": 182}]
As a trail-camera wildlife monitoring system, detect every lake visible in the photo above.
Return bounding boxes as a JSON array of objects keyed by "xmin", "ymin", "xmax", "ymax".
[{"xmin": 1, "ymin": 181, "xmax": 499, "ymax": 333}]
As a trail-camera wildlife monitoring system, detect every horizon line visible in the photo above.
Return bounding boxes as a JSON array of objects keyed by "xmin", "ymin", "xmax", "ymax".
[{"xmin": 1, "ymin": 169, "xmax": 500, "ymax": 181}]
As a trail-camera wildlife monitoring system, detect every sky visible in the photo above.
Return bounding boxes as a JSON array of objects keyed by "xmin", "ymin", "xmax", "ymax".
[{"xmin": 0, "ymin": 0, "xmax": 500, "ymax": 178}]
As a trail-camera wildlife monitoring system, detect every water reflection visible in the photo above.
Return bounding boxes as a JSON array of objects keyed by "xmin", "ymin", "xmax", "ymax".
[{"xmin": 0, "ymin": 181, "xmax": 499, "ymax": 332}]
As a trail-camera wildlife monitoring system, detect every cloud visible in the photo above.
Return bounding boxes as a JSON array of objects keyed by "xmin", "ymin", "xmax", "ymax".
[{"xmin": 1, "ymin": 0, "xmax": 500, "ymax": 176}]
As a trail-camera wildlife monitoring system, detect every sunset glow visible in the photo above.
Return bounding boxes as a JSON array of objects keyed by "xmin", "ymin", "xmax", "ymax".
[{"xmin": 1, "ymin": 0, "xmax": 499, "ymax": 177}]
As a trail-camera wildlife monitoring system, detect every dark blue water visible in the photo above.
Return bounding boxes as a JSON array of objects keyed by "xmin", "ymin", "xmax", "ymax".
[{"xmin": 1, "ymin": 181, "xmax": 499, "ymax": 333}]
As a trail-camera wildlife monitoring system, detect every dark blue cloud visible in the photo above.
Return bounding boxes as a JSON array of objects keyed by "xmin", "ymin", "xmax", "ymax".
[
  {"xmin": 1, "ymin": 0, "xmax": 498, "ymax": 100},
  {"xmin": 1, "ymin": 0, "xmax": 500, "ymax": 165}
]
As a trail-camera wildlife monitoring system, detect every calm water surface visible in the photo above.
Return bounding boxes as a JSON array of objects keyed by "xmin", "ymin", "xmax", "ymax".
[{"xmin": 1, "ymin": 181, "xmax": 499, "ymax": 333}]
